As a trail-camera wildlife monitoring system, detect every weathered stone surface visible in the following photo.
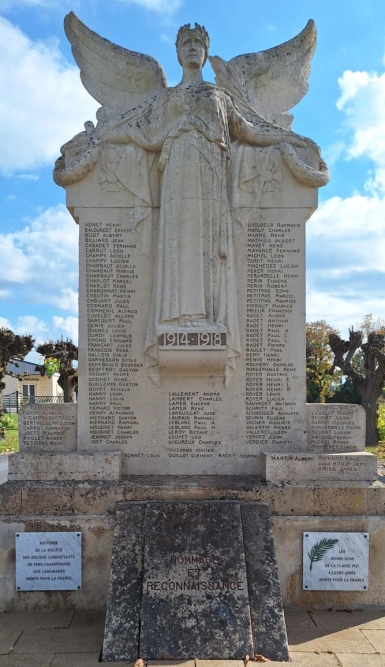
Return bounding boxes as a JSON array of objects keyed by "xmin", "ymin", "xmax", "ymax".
[
  {"xmin": 264, "ymin": 452, "xmax": 377, "ymax": 483},
  {"xmin": 55, "ymin": 15, "xmax": 330, "ymax": 477},
  {"xmin": 102, "ymin": 503, "xmax": 145, "ymax": 662},
  {"xmin": 19, "ymin": 404, "xmax": 77, "ymax": 453},
  {"xmin": 7, "ymin": 452, "xmax": 121, "ymax": 481},
  {"xmin": 0, "ymin": 516, "xmax": 115, "ymax": 613},
  {"xmin": 103, "ymin": 501, "xmax": 290, "ymax": 660},
  {"xmin": 140, "ymin": 502, "xmax": 253, "ymax": 659},
  {"xmin": 366, "ymin": 485, "xmax": 385, "ymax": 515},
  {"xmin": 241, "ymin": 503, "xmax": 289, "ymax": 661},
  {"xmin": 313, "ymin": 487, "xmax": 366, "ymax": 516},
  {"xmin": 306, "ymin": 404, "xmax": 366, "ymax": 453},
  {"xmin": 286, "ymin": 626, "xmax": 376, "ymax": 654},
  {"xmin": 73, "ymin": 482, "xmax": 126, "ymax": 515},
  {"xmin": 0, "ymin": 483, "xmax": 22, "ymax": 514},
  {"xmin": 12, "ymin": 623, "xmax": 104, "ymax": 655},
  {"xmin": 2, "ymin": 488, "xmax": 385, "ymax": 612},
  {"xmin": 272, "ymin": 515, "xmax": 385, "ymax": 608},
  {"xmin": 20, "ymin": 483, "xmax": 74, "ymax": 515}
]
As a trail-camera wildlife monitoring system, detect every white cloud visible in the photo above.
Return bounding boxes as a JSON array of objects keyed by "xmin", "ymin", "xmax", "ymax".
[
  {"xmin": 0, "ymin": 204, "xmax": 79, "ymax": 311},
  {"xmin": 3, "ymin": 314, "xmax": 78, "ymax": 346},
  {"xmin": 15, "ymin": 316, "xmax": 49, "ymax": 339},
  {"xmin": 54, "ymin": 288, "xmax": 78, "ymax": 312},
  {"xmin": 53, "ymin": 316, "xmax": 78, "ymax": 343},
  {"xmin": 307, "ymin": 63, "xmax": 385, "ymax": 331},
  {"xmin": 306, "ymin": 289, "xmax": 385, "ymax": 336},
  {"xmin": 0, "ymin": 16, "xmax": 98, "ymax": 176},
  {"xmin": 337, "ymin": 68, "xmax": 385, "ymax": 191},
  {"xmin": 307, "ymin": 193, "xmax": 385, "ymax": 330},
  {"xmin": 119, "ymin": 0, "xmax": 181, "ymax": 13}
]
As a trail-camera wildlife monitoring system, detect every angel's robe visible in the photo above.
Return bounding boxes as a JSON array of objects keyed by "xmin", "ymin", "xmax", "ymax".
[{"xmin": 100, "ymin": 82, "xmax": 274, "ymax": 381}]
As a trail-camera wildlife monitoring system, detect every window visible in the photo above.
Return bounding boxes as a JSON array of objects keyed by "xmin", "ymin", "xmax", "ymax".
[{"xmin": 22, "ymin": 384, "xmax": 36, "ymax": 402}]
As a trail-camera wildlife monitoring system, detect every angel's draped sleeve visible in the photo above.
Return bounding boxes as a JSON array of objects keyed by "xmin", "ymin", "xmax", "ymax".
[
  {"xmin": 226, "ymin": 94, "xmax": 295, "ymax": 147},
  {"xmin": 98, "ymin": 90, "xmax": 170, "ymax": 151}
]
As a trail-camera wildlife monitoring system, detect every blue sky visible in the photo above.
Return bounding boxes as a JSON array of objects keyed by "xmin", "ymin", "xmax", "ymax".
[{"xmin": 0, "ymin": 0, "xmax": 385, "ymax": 352}]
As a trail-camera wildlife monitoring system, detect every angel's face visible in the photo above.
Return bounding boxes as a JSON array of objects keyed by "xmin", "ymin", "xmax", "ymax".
[{"xmin": 178, "ymin": 34, "xmax": 206, "ymax": 70}]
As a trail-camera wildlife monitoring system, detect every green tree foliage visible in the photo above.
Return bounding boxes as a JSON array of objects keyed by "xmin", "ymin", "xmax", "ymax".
[
  {"xmin": 0, "ymin": 328, "xmax": 34, "ymax": 436},
  {"xmin": 306, "ymin": 320, "xmax": 340, "ymax": 403},
  {"xmin": 327, "ymin": 377, "xmax": 362, "ymax": 405},
  {"xmin": 36, "ymin": 339, "xmax": 78, "ymax": 403}
]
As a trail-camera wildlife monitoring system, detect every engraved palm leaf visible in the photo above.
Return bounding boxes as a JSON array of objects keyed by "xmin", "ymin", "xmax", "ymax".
[{"xmin": 308, "ymin": 538, "xmax": 339, "ymax": 571}]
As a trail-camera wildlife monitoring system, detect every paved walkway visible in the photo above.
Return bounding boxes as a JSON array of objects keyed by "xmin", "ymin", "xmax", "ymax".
[{"xmin": 1, "ymin": 608, "xmax": 385, "ymax": 666}]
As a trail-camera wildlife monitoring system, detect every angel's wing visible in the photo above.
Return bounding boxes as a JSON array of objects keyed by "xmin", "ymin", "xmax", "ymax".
[
  {"xmin": 64, "ymin": 12, "xmax": 168, "ymax": 114},
  {"xmin": 209, "ymin": 20, "xmax": 316, "ymax": 128}
]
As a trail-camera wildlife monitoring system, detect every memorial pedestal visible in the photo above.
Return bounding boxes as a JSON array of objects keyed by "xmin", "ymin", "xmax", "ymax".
[
  {"xmin": 102, "ymin": 501, "xmax": 288, "ymax": 662},
  {"xmin": 263, "ymin": 452, "xmax": 377, "ymax": 483}
]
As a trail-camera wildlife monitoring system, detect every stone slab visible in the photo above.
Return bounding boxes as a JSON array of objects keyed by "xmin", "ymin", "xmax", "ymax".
[
  {"xmin": 139, "ymin": 501, "xmax": 253, "ymax": 660},
  {"xmin": 50, "ymin": 655, "xmax": 103, "ymax": 667},
  {"xmin": 241, "ymin": 503, "xmax": 289, "ymax": 661},
  {"xmin": 263, "ymin": 452, "xmax": 377, "ymax": 483},
  {"xmin": 286, "ymin": 627, "xmax": 376, "ymax": 653},
  {"xmin": 19, "ymin": 404, "xmax": 77, "ymax": 453},
  {"xmin": 195, "ymin": 662, "xmax": 243, "ymax": 667},
  {"xmin": 102, "ymin": 503, "xmax": 145, "ymax": 662},
  {"xmin": 310, "ymin": 610, "xmax": 385, "ymax": 631},
  {"xmin": 360, "ymin": 629, "xmax": 385, "ymax": 652},
  {"xmin": 286, "ymin": 656, "xmax": 340, "ymax": 666},
  {"xmin": 284, "ymin": 607, "xmax": 314, "ymax": 628},
  {"xmin": 0, "ymin": 610, "xmax": 74, "ymax": 631},
  {"xmin": 0, "ymin": 658, "xmax": 53, "ymax": 667},
  {"xmin": 306, "ymin": 404, "xmax": 365, "ymax": 452},
  {"xmin": 335, "ymin": 656, "xmax": 385, "ymax": 666},
  {"xmin": 0, "ymin": 627, "xmax": 24, "ymax": 656},
  {"xmin": 12, "ymin": 625, "xmax": 104, "ymax": 655},
  {"xmin": 7, "ymin": 452, "xmax": 122, "ymax": 481}
]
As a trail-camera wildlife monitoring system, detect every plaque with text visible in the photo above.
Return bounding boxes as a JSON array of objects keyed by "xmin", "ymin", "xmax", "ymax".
[
  {"xmin": 303, "ymin": 532, "xmax": 369, "ymax": 591},
  {"xmin": 16, "ymin": 532, "xmax": 82, "ymax": 591},
  {"xmin": 140, "ymin": 502, "xmax": 253, "ymax": 659}
]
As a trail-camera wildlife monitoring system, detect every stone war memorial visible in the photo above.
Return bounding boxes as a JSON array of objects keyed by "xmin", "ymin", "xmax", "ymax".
[{"xmin": 1, "ymin": 11, "xmax": 385, "ymax": 663}]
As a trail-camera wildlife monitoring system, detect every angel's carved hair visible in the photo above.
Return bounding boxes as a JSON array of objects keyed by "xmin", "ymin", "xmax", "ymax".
[{"xmin": 176, "ymin": 23, "xmax": 210, "ymax": 66}]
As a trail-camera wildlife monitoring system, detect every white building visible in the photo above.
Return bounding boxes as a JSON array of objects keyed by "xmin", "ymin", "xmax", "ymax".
[{"xmin": 2, "ymin": 359, "xmax": 63, "ymax": 412}]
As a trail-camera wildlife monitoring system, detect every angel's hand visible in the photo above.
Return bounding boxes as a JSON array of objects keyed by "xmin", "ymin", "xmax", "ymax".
[{"xmin": 95, "ymin": 123, "xmax": 111, "ymax": 142}]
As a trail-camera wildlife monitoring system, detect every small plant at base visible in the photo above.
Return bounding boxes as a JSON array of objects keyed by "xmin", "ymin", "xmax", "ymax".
[
  {"xmin": 0, "ymin": 414, "xmax": 13, "ymax": 439},
  {"xmin": 378, "ymin": 406, "xmax": 385, "ymax": 442},
  {"xmin": 1, "ymin": 415, "xmax": 13, "ymax": 430}
]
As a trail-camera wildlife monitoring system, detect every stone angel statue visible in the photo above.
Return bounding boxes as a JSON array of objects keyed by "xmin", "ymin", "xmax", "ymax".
[{"xmin": 55, "ymin": 14, "xmax": 329, "ymax": 385}]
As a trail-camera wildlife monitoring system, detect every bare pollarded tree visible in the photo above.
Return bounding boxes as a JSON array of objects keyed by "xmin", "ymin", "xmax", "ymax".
[{"xmin": 329, "ymin": 327, "xmax": 385, "ymax": 445}]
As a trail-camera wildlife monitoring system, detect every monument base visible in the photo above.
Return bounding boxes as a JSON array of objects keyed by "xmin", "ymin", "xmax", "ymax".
[
  {"xmin": 1, "ymin": 476, "xmax": 385, "ymax": 615},
  {"xmin": 263, "ymin": 452, "xmax": 377, "ymax": 483},
  {"xmin": 7, "ymin": 451, "xmax": 122, "ymax": 481}
]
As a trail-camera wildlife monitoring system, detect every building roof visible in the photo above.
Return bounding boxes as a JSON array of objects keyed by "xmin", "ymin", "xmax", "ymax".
[{"xmin": 7, "ymin": 359, "xmax": 42, "ymax": 376}]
